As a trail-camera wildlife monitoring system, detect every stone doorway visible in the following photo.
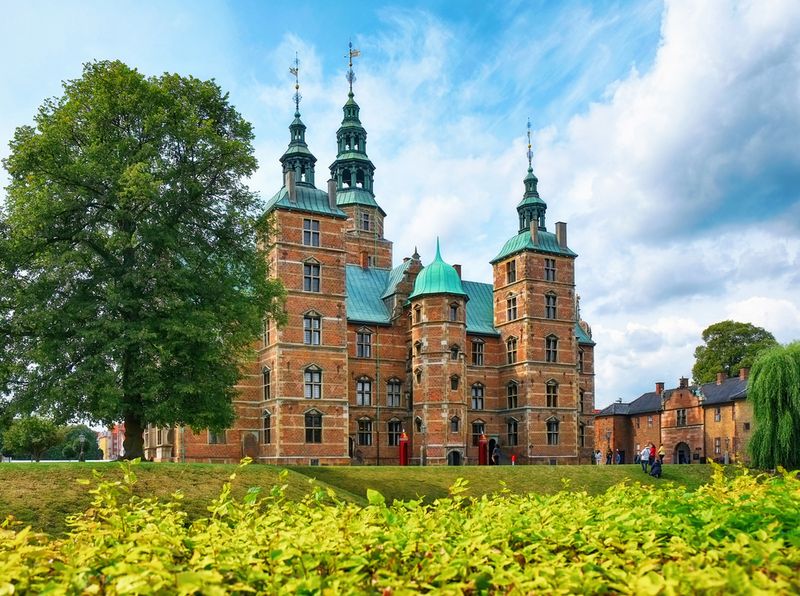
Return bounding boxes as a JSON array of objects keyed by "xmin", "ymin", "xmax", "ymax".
[
  {"xmin": 674, "ymin": 442, "xmax": 691, "ymax": 464},
  {"xmin": 447, "ymin": 450, "xmax": 462, "ymax": 466}
]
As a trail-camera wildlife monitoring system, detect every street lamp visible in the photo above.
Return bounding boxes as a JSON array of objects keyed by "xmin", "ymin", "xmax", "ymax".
[{"xmin": 78, "ymin": 434, "xmax": 86, "ymax": 462}]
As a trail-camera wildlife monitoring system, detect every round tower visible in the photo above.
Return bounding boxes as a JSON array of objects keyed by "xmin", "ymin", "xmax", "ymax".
[{"xmin": 408, "ymin": 240, "xmax": 469, "ymax": 465}]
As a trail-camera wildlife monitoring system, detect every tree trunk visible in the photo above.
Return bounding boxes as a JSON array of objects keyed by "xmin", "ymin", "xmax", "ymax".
[{"xmin": 122, "ymin": 412, "xmax": 145, "ymax": 460}]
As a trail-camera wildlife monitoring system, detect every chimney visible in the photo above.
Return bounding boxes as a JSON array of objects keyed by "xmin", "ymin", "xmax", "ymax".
[
  {"xmin": 555, "ymin": 222, "xmax": 567, "ymax": 248},
  {"xmin": 360, "ymin": 251, "xmax": 369, "ymax": 269},
  {"xmin": 530, "ymin": 220, "xmax": 538, "ymax": 244},
  {"xmin": 453, "ymin": 264, "xmax": 462, "ymax": 278},
  {"xmin": 739, "ymin": 367, "xmax": 750, "ymax": 380},
  {"xmin": 327, "ymin": 179, "xmax": 337, "ymax": 210},
  {"xmin": 285, "ymin": 170, "xmax": 297, "ymax": 203},
  {"xmin": 679, "ymin": 377, "xmax": 689, "ymax": 389},
  {"xmin": 716, "ymin": 372, "xmax": 726, "ymax": 385},
  {"xmin": 655, "ymin": 382, "xmax": 664, "ymax": 396}
]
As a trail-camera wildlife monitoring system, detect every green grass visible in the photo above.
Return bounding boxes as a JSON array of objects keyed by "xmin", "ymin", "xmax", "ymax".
[{"xmin": 0, "ymin": 462, "xmax": 720, "ymax": 537}]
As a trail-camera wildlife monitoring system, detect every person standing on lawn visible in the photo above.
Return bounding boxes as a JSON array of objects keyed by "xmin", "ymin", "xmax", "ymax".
[
  {"xmin": 658, "ymin": 444, "xmax": 665, "ymax": 464},
  {"xmin": 640, "ymin": 445, "xmax": 650, "ymax": 473},
  {"xmin": 649, "ymin": 443, "xmax": 656, "ymax": 467}
]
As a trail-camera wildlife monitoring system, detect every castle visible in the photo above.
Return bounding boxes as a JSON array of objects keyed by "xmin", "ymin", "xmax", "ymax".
[{"xmin": 144, "ymin": 61, "xmax": 596, "ymax": 465}]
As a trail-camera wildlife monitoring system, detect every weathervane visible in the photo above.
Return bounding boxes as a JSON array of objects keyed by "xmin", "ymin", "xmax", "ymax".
[
  {"xmin": 526, "ymin": 118, "xmax": 533, "ymax": 170},
  {"xmin": 289, "ymin": 53, "xmax": 301, "ymax": 114},
  {"xmin": 346, "ymin": 41, "xmax": 361, "ymax": 93}
]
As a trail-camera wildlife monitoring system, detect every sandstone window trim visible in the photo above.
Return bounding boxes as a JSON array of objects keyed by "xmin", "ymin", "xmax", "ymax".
[
  {"xmin": 546, "ymin": 417, "xmax": 559, "ymax": 445},
  {"xmin": 356, "ymin": 376, "xmax": 373, "ymax": 406},
  {"xmin": 357, "ymin": 417, "xmax": 373, "ymax": 446},
  {"xmin": 387, "ymin": 419, "xmax": 402, "ymax": 446},
  {"xmin": 545, "ymin": 335, "xmax": 558, "ymax": 363},
  {"xmin": 471, "ymin": 420, "xmax": 485, "ymax": 446},
  {"xmin": 262, "ymin": 410, "xmax": 271, "ymax": 444},
  {"xmin": 302, "ymin": 258, "xmax": 321, "ymax": 293},
  {"xmin": 546, "ymin": 379, "xmax": 559, "ymax": 408},
  {"xmin": 471, "ymin": 339, "xmax": 485, "ymax": 366},
  {"xmin": 303, "ymin": 312, "xmax": 322, "ymax": 345},
  {"xmin": 304, "ymin": 365, "xmax": 323, "ymax": 399},
  {"xmin": 304, "ymin": 409, "xmax": 323, "ymax": 443},
  {"xmin": 262, "ymin": 366, "xmax": 271, "ymax": 400},
  {"xmin": 387, "ymin": 378, "xmax": 402, "ymax": 407},
  {"xmin": 507, "ymin": 381, "xmax": 519, "ymax": 409},
  {"xmin": 471, "ymin": 383, "xmax": 485, "ymax": 410},
  {"xmin": 302, "ymin": 218, "xmax": 320, "ymax": 247},
  {"xmin": 507, "ymin": 417, "xmax": 519, "ymax": 446}
]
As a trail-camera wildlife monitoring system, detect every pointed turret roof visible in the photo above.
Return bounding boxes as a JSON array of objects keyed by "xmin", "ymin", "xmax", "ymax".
[{"xmin": 408, "ymin": 239, "xmax": 468, "ymax": 300}]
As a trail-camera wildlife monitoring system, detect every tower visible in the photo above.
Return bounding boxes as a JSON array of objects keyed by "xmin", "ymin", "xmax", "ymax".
[
  {"xmin": 330, "ymin": 43, "xmax": 393, "ymax": 270},
  {"xmin": 408, "ymin": 240, "xmax": 470, "ymax": 465},
  {"xmin": 489, "ymin": 121, "xmax": 590, "ymax": 463}
]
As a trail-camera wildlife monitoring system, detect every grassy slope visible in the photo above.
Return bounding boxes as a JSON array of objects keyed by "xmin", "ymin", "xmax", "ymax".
[{"xmin": 0, "ymin": 462, "xmax": 717, "ymax": 536}]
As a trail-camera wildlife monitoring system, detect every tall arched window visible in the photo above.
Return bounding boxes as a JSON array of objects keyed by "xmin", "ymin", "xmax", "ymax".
[
  {"xmin": 546, "ymin": 380, "xmax": 558, "ymax": 408},
  {"xmin": 304, "ymin": 365, "xmax": 322, "ymax": 399},
  {"xmin": 546, "ymin": 335, "xmax": 558, "ymax": 363},
  {"xmin": 506, "ymin": 337, "xmax": 518, "ymax": 364},
  {"xmin": 356, "ymin": 377, "xmax": 372, "ymax": 406},
  {"xmin": 546, "ymin": 417, "xmax": 559, "ymax": 445},
  {"xmin": 303, "ymin": 312, "xmax": 321, "ymax": 345},
  {"xmin": 507, "ymin": 382, "xmax": 518, "ymax": 409},
  {"xmin": 262, "ymin": 410, "xmax": 271, "ymax": 444},
  {"xmin": 471, "ymin": 384, "xmax": 485, "ymax": 410}
]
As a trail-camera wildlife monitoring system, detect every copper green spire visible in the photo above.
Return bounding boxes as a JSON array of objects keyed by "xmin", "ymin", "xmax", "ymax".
[
  {"xmin": 517, "ymin": 119, "xmax": 546, "ymax": 232},
  {"xmin": 408, "ymin": 238, "xmax": 468, "ymax": 300},
  {"xmin": 280, "ymin": 54, "xmax": 317, "ymax": 186}
]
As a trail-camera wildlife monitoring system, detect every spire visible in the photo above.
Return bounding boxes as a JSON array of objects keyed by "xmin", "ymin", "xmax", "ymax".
[
  {"xmin": 280, "ymin": 54, "xmax": 317, "ymax": 186},
  {"xmin": 516, "ymin": 119, "xmax": 546, "ymax": 233},
  {"xmin": 330, "ymin": 43, "xmax": 385, "ymax": 215}
]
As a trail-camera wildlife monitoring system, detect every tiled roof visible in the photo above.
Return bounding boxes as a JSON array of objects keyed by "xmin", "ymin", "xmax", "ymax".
[
  {"xmin": 699, "ymin": 377, "xmax": 748, "ymax": 404},
  {"xmin": 345, "ymin": 265, "xmax": 391, "ymax": 325},
  {"xmin": 491, "ymin": 229, "xmax": 577, "ymax": 263},
  {"xmin": 265, "ymin": 184, "xmax": 348, "ymax": 219},
  {"xmin": 462, "ymin": 281, "xmax": 499, "ymax": 336},
  {"xmin": 597, "ymin": 402, "xmax": 630, "ymax": 416},
  {"xmin": 627, "ymin": 391, "xmax": 666, "ymax": 414}
]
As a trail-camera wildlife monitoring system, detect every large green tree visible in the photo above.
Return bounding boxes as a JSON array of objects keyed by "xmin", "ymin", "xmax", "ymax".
[
  {"xmin": 692, "ymin": 320, "xmax": 778, "ymax": 384},
  {"xmin": 748, "ymin": 342, "xmax": 800, "ymax": 470},
  {"xmin": 2, "ymin": 416, "xmax": 63, "ymax": 462},
  {"xmin": 1, "ymin": 60, "xmax": 285, "ymax": 459}
]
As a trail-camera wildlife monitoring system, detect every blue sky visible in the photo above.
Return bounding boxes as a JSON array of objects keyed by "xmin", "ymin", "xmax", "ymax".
[{"xmin": 2, "ymin": 0, "xmax": 799, "ymax": 408}]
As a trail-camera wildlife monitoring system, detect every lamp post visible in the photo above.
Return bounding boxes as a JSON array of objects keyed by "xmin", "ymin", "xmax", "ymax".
[{"xmin": 78, "ymin": 434, "xmax": 86, "ymax": 462}]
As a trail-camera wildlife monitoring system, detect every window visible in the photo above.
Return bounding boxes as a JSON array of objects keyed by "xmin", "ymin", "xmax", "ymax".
[
  {"xmin": 545, "ymin": 294, "xmax": 557, "ymax": 319},
  {"xmin": 413, "ymin": 306, "xmax": 421, "ymax": 324},
  {"xmin": 415, "ymin": 417, "xmax": 423, "ymax": 433},
  {"xmin": 360, "ymin": 212, "xmax": 371, "ymax": 231},
  {"xmin": 472, "ymin": 421, "xmax": 485, "ymax": 446},
  {"xmin": 507, "ymin": 382, "xmax": 518, "ymax": 409},
  {"xmin": 647, "ymin": 415, "xmax": 653, "ymax": 427},
  {"xmin": 636, "ymin": 417, "xmax": 640, "ymax": 429},
  {"xmin": 450, "ymin": 375, "xmax": 459, "ymax": 390},
  {"xmin": 545, "ymin": 335, "xmax": 558, "ymax": 363},
  {"xmin": 714, "ymin": 407, "xmax": 721, "ymax": 422},
  {"xmin": 449, "ymin": 303, "xmax": 459, "ymax": 322},
  {"xmin": 415, "ymin": 368, "xmax": 422, "ymax": 384},
  {"xmin": 506, "ymin": 295, "xmax": 517, "ymax": 321},
  {"xmin": 450, "ymin": 416, "xmax": 460, "ymax": 433},
  {"xmin": 358, "ymin": 418, "xmax": 373, "ymax": 446},
  {"xmin": 546, "ymin": 381, "xmax": 558, "ymax": 408},
  {"xmin": 744, "ymin": 422, "xmax": 750, "ymax": 432},
  {"xmin": 450, "ymin": 345, "xmax": 459, "ymax": 361},
  {"xmin": 546, "ymin": 418, "xmax": 559, "ymax": 445},
  {"xmin": 356, "ymin": 377, "xmax": 372, "ymax": 406},
  {"xmin": 506, "ymin": 260, "xmax": 516, "ymax": 284},
  {"xmin": 471, "ymin": 384, "xmax": 485, "ymax": 410},
  {"xmin": 262, "ymin": 367, "xmax": 271, "ymax": 400},
  {"xmin": 303, "ymin": 262, "xmax": 321, "ymax": 292},
  {"xmin": 262, "ymin": 411, "xmax": 271, "ymax": 444},
  {"xmin": 579, "ymin": 389, "xmax": 585, "ymax": 414},
  {"xmin": 507, "ymin": 337, "xmax": 517, "ymax": 364},
  {"xmin": 545, "ymin": 258, "xmax": 556, "ymax": 281},
  {"xmin": 387, "ymin": 420, "xmax": 402, "ymax": 446},
  {"xmin": 578, "ymin": 350, "xmax": 584, "ymax": 373},
  {"xmin": 471, "ymin": 340, "xmax": 484, "ymax": 366},
  {"xmin": 414, "ymin": 341, "xmax": 422, "ymax": 356},
  {"xmin": 303, "ymin": 218, "xmax": 320, "ymax": 246},
  {"xmin": 579, "ymin": 423, "xmax": 586, "ymax": 448},
  {"xmin": 677, "ymin": 408, "xmax": 687, "ymax": 427},
  {"xmin": 262, "ymin": 318, "xmax": 269, "ymax": 346},
  {"xmin": 305, "ymin": 410, "xmax": 322, "ymax": 443},
  {"xmin": 356, "ymin": 330, "xmax": 372, "ymax": 358},
  {"xmin": 208, "ymin": 430, "xmax": 227, "ymax": 445},
  {"xmin": 714, "ymin": 437, "xmax": 721, "ymax": 454},
  {"xmin": 507, "ymin": 418, "xmax": 519, "ymax": 446},
  {"xmin": 304, "ymin": 366, "xmax": 322, "ymax": 399},
  {"xmin": 304, "ymin": 314, "xmax": 321, "ymax": 345},
  {"xmin": 387, "ymin": 379, "xmax": 401, "ymax": 407}
]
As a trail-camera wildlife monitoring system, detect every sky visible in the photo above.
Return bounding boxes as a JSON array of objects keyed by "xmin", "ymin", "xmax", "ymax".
[{"xmin": 1, "ymin": 0, "xmax": 799, "ymax": 408}]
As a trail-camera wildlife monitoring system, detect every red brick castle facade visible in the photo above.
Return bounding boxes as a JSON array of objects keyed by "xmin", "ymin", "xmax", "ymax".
[{"xmin": 146, "ymin": 76, "xmax": 596, "ymax": 465}]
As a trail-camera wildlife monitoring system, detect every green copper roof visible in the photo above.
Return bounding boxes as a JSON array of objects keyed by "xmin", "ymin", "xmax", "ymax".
[
  {"xmin": 491, "ymin": 229, "xmax": 576, "ymax": 263},
  {"xmin": 575, "ymin": 322, "xmax": 595, "ymax": 345},
  {"xmin": 336, "ymin": 188, "xmax": 385, "ymax": 215},
  {"xmin": 345, "ymin": 265, "xmax": 391, "ymax": 324},
  {"xmin": 265, "ymin": 185, "xmax": 347, "ymax": 219},
  {"xmin": 381, "ymin": 259, "xmax": 413, "ymax": 299},
  {"xmin": 462, "ymin": 281, "xmax": 499, "ymax": 336},
  {"xmin": 408, "ymin": 240, "xmax": 469, "ymax": 300}
]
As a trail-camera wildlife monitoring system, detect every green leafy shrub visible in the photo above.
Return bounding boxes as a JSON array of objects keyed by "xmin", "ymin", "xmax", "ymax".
[{"xmin": 1, "ymin": 462, "xmax": 799, "ymax": 594}]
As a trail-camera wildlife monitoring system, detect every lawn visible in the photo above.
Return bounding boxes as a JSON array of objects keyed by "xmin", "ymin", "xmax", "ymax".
[{"xmin": 0, "ymin": 462, "xmax": 719, "ymax": 536}]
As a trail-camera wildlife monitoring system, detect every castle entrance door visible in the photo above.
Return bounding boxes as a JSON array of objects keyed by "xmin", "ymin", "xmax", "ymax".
[{"xmin": 447, "ymin": 450, "xmax": 462, "ymax": 466}]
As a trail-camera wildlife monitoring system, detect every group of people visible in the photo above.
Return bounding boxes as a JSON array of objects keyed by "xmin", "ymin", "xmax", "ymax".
[{"xmin": 638, "ymin": 443, "xmax": 665, "ymax": 477}]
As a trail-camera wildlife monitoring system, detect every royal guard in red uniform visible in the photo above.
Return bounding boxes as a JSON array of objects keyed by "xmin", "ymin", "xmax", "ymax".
[
  {"xmin": 478, "ymin": 433, "xmax": 488, "ymax": 465},
  {"xmin": 398, "ymin": 430, "xmax": 409, "ymax": 466}
]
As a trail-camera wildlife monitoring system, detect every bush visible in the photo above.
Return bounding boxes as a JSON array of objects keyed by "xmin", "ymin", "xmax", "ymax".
[{"xmin": 1, "ymin": 461, "xmax": 799, "ymax": 594}]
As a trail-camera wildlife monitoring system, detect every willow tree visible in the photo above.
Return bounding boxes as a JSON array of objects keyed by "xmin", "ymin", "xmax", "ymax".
[
  {"xmin": 1, "ymin": 61, "xmax": 285, "ymax": 459},
  {"xmin": 748, "ymin": 342, "xmax": 800, "ymax": 470}
]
